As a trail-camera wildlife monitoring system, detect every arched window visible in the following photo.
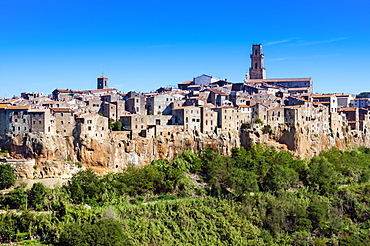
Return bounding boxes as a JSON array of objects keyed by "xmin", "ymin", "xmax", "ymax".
[
  {"xmin": 255, "ymin": 63, "xmax": 258, "ymax": 69},
  {"xmin": 255, "ymin": 50, "xmax": 259, "ymax": 55}
]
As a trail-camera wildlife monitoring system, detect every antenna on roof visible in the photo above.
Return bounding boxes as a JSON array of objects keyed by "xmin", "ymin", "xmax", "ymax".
[{"xmin": 102, "ymin": 71, "xmax": 104, "ymax": 76}]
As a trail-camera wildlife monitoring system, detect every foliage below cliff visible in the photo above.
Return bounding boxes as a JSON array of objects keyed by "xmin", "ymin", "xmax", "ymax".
[{"xmin": 1, "ymin": 145, "xmax": 370, "ymax": 245}]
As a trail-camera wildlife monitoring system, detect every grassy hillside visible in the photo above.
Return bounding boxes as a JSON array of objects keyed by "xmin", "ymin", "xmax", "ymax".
[{"xmin": 1, "ymin": 145, "xmax": 370, "ymax": 245}]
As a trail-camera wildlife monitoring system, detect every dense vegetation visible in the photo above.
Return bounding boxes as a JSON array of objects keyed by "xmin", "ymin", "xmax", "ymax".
[{"xmin": 0, "ymin": 145, "xmax": 370, "ymax": 245}]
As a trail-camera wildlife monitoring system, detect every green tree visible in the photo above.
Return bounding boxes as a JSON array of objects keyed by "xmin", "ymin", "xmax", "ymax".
[
  {"xmin": 306, "ymin": 156, "xmax": 338, "ymax": 195},
  {"xmin": 4, "ymin": 187, "xmax": 27, "ymax": 209},
  {"xmin": 0, "ymin": 164, "xmax": 16, "ymax": 189},
  {"xmin": 28, "ymin": 182, "xmax": 47, "ymax": 211},
  {"xmin": 307, "ymin": 198, "xmax": 328, "ymax": 230},
  {"xmin": 109, "ymin": 121, "xmax": 122, "ymax": 131},
  {"xmin": 58, "ymin": 219, "xmax": 125, "ymax": 246},
  {"xmin": 263, "ymin": 165, "xmax": 298, "ymax": 192},
  {"xmin": 66, "ymin": 169, "xmax": 103, "ymax": 206},
  {"xmin": 228, "ymin": 168, "xmax": 259, "ymax": 196}
]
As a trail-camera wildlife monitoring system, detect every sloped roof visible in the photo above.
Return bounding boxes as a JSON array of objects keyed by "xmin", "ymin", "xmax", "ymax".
[{"xmin": 6, "ymin": 105, "xmax": 30, "ymax": 110}]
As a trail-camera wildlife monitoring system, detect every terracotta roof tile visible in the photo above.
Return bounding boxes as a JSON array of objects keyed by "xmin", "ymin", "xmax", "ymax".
[
  {"xmin": 6, "ymin": 105, "xmax": 30, "ymax": 110},
  {"xmin": 340, "ymin": 107, "xmax": 357, "ymax": 112},
  {"xmin": 51, "ymin": 108, "xmax": 74, "ymax": 112}
]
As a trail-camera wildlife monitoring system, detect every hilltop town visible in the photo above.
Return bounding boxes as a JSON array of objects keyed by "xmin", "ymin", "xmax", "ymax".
[{"xmin": 1, "ymin": 45, "xmax": 369, "ymax": 176}]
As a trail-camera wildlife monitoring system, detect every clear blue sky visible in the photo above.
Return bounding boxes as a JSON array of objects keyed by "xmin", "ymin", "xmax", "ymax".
[{"xmin": 1, "ymin": 0, "xmax": 370, "ymax": 98}]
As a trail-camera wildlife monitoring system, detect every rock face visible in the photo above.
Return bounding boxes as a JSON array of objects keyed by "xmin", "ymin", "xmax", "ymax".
[{"xmin": 1, "ymin": 123, "xmax": 369, "ymax": 178}]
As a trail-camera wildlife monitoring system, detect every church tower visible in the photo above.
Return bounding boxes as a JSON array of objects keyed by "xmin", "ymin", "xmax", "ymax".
[
  {"xmin": 249, "ymin": 44, "xmax": 266, "ymax": 79},
  {"xmin": 97, "ymin": 76, "xmax": 108, "ymax": 89}
]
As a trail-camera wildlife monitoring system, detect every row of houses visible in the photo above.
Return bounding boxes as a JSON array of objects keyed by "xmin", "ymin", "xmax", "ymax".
[{"xmin": 2, "ymin": 44, "xmax": 370, "ymax": 140}]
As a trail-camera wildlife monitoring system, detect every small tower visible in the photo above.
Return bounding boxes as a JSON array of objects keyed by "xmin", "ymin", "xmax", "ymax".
[
  {"xmin": 97, "ymin": 76, "xmax": 108, "ymax": 89},
  {"xmin": 249, "ymin": 44, "xmax": 266, "ymax": 79}
]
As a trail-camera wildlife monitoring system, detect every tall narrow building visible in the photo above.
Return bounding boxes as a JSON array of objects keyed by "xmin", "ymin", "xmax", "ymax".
[
  {"xmin": 249, "ymin": 44, "xmax": 266, "ymax": 79},
  {"xmin": 97, "ymin": 76, "xmax": 109, "ymax": 89}
]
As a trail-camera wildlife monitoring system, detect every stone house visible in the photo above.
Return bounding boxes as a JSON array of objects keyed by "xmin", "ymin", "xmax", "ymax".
[
  {"xmin": 120, "ymin": 114, "xmax": 148, "ymax": 136},
  {"xmin": 194, "ymin": 74, "xmax": 219, "ymax": 86},
  {"xmin": 200, "ymin": 104, "xmax": 218, "ymax": 134},
  {"xmin": 178, "ymin": 80, "xmax": 194, "ymax": 90},
  {"xmin": 283, "ymin": 103, "xmax": 329, "ymax": 136},
  {"xmin": 6, "ymin": 105, "xmax": 31, "ymax": 135},
  {"xmin": 28, "ymin": 109, "xmax": 55, "ymax": 134},
  {"xmin": 206, "ymin": 88, "xmax": 230, "ymax": 106},
  {"xmin": 76, "ymin": 113, "xmax": 108, "ymax": 138},
  {"xmin": 336, "ymin": 94, "xmax": 355, "ymax": 107},
  {"xmin": 85, "ymin": 98, "xmax": 103, "ymax": 114},
  {"xmin": 345, "ymin": 108, "xmax": 370, "ymax": 133},
  {"xmin": 267, "ymin": 107, "xmax": 285, "ymax": 127},
  {"xmin": 146, "ymin": 93, "xmax": 183, "ymax": 115},
  {"xmin": 353, "ymin": 98, "xmax": 370, "ymax": 108},
  {"xmin": 172, "ymin": 106, "xmax": 201, "ymax": 131},
  {"xmin": 250, "ymin": 103, "xmax": 268, "ymax": 123},
  {"xmin": 51, "ymin": 108, "xmax": 76, "ymax": 136},
  {"xmin": 0, "ymin": 104, "xmax": 7, "ymax": 137},
  {"xmin": 102, "ymin": 100, "xmax": 126, "ymax": 122},
  {"xmin": 125, "ymin": 95, "xmax": 146, "ymax": 115},
  {"xmin": 213, "ymin": 106, "xmax": 240, "ymax": 133},
  {"xmin": 311, "ymin": 94, "xmax": 338, "ymax": 114},
  {"xmin": 237, "ymin": 105, "xmax": 252, "ymax": 124}
]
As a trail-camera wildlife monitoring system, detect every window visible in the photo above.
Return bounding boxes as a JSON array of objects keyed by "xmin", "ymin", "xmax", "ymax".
[
  {"xmin": 88, "ymin": 126, "xmax": 92, "ymax": 131},
  {"xmin": 39, "ymin": 121, "xmax": 41, "ymax": 124},
  {"xmin": 255, "ymin": 63, "xmax": 258, "ymax": 69}
]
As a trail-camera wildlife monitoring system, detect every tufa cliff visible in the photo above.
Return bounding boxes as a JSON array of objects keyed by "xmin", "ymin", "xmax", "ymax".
[{"xmin": 0, "ymin": 123, "xmax": 368, "ymax": 179}]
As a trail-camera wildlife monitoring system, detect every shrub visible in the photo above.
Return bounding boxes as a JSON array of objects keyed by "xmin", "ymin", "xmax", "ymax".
[{"xmin": 0, "ymin": 164, "xmax": 16, "ymax": 190}]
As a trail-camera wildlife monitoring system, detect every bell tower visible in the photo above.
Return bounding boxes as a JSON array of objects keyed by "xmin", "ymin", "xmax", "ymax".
[
  {"xmin": 249, "ymin": 44, "xmax": 266, "ymax": 79},
  {"xmin": 97, "ymin": 76, "xmax": 108, "ymax": 89}
]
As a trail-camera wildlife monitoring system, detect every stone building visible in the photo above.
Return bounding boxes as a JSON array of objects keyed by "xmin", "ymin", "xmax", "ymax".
[
  {"xmin": 336, "ymin": 94, "xmax": 355, "ymax": 107},
  {"xmin": 172, "ymin": 106, "xmax": 201, "ymax": 131},
  {"xmin": 311, "ymin": 94, "xmax": 338, "ymax": 114},
  {"xmin": 213, "ymin": 106, "xmax": 240, "ymax": 133},
  {"xmin": 125, "ymin": 95, "xmax": 146, "ymax": 115},
  {"xmin": 146, "ymin": 93, "xmax": 183, "ymax": 115},
  {"xmin": 97, "ymin": 76, "xmax": 108, "ymax": 90},
  {"xmin": 267, "ymin": 106, "xmax": 285, "ymax": 127},
  {"xmin": 51, "ymin": 108, "xmax": 76, "ymax": 136},
  {"xmin": 200, "ymin": 104, "xmax": 218, "ymax": 134},
  {"xmin": 249, "ymin": 44, "xmax": 266, "ymax": 79},
  {"xmin": 28, "ymin": 109, "xmax": 55, "ymax": 134},
  {"xmin": 76, "ymin": 113, "xmax": 108, "ymax": 138},
  {"xmin": 6, "ymin": 105, "xmax": 31, "ymax": 135}
]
